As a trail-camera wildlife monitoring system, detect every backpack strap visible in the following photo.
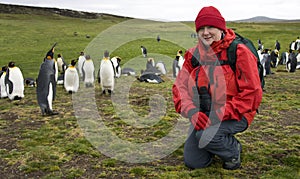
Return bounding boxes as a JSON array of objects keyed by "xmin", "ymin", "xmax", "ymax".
[
  {"xmin": 191, "ymin": 48, "xmax": 201, "ymax": 89},
  {"xmin": 191, "ymin": 48, "xmax": 200, "ymax": 68},
  {"xmin": 227, "ymin": 39, "xmax": 239, "ymax": 72}
]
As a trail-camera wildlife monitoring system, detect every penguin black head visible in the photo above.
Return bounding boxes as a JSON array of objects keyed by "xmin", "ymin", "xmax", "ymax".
[
  {"xmin": 8, "ymin": 61, "xmax": 15, "ymax": 68},
  {"xmin": 148, "ymin": 58, "xmax": 153, "ymax": 62},
  {"xmin": 116, "ymin": 56, "xmax": 122, "ymax": 63},
  {"xmin": 177, "ymin": 50, "xmax": 183, "ymax": 56},
  {"xmin": 85, "ymin": 55, "xmax": 91, "ymax": 60},
  {"xmin": 71, "ymin": 59, "xmax": 77, "ymax": 66},
  {"xmin": 46, "ymin": 49, "xmax": 54, "ymax": 59},
  {"xmin": 1, "ymin": 65, "xmax": 7, "ymax": 71},
  {"xmin": 104, "ymin": 50, "xmax": 109, "ymax": 58},
  {"xmin": 45, "ymin": 43, "xmax": 57, "ymax": 59}
]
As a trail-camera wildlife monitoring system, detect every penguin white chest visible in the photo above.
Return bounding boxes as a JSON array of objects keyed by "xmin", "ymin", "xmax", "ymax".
[{"xmin": 100, "ymin": 60, "xmax": 115, "ymax": 90}]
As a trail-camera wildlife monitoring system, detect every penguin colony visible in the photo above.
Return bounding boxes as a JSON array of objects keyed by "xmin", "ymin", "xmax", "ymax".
[{"xmin": 0, "ymin": 42, "xmax": 185, "ymax": 116}]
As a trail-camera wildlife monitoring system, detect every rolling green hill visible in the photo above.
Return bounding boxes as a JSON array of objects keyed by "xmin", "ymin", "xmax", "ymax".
[{"xmin": 0, "ymin": 3, "xmax": 299, "ymax": 78}]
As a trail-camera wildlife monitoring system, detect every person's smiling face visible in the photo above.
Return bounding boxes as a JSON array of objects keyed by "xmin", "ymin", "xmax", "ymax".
[{"xmin": 197, "ymin": 26, "xmax": 223, "ymax": 46}]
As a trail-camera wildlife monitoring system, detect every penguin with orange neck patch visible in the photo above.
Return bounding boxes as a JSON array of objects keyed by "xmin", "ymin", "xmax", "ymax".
[
  {"xmin": 64, "ymin": 59, "xmax": 79, "ymax": 93},
  {"xmin": 82, "ymin": 55, "xmax": 95, "ymax": 87},
  {"xmin": 99, "ymin": 50, "xmax": 115, "ymax": 95},
  {"xmin": 36, "ymin": 44, "xmax": 58, "ymax": 115}
]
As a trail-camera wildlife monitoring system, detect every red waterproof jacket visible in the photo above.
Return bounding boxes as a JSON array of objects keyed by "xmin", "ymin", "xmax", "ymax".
[{"xmin": 172, "ymin": 29, "xmax": 262, "ymax": 125}]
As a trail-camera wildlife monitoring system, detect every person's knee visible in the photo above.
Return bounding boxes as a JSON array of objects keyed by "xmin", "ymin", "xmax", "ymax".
[{"xmin": 197, "ymin": 132, "xmax": 224, "ymax": 149}]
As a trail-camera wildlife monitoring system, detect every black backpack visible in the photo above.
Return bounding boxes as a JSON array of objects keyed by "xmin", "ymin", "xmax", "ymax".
[{"xmin": 191, "ymin": 33, "xmax": 265, "ymax": 90}]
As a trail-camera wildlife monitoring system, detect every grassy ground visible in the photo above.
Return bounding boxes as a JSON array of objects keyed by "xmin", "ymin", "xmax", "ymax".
[{"xmin": 0, "ymin": 13, "xmax": 299, "ymax": 178}]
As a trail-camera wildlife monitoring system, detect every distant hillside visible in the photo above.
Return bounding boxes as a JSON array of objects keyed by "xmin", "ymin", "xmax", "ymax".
[
  {"xmin": 0, "ymin": 3, "xmax": 131, "ymax": 19},
  {"xmin": 234, "ymin": 16, "xmax": 300, "ymax": 23},
  {"xmin": 1, "ymin": 3, "xmax": 299, "ymax": 23}
]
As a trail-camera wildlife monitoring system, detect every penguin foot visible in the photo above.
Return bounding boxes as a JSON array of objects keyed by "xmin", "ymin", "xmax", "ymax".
[
  {"xmin": 13, "ymin": 96, "xmax": 22, "ymax": 100},
  {"xmin": 41, "ymin": 108, "xmax": 47, "ymax": 116},
  {"xmin": 85, "ymin": 83, "xmax": 94, "ymax": 88},
  {"xmin": 41, "ymin": 108, "xmax": 59, "ymax": 116},
  {"xmin": 47, "ymin": 110, "xmax": 59, "ymax": 116},
  {"xmin": 102, "ymin": 90, "xmax": 106, "ymax": 95}
]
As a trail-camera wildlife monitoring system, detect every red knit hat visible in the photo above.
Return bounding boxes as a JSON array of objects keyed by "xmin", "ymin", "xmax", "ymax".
[{"xmin": 195, "ymin": 6, "xmax": 226, "ymax": 32}]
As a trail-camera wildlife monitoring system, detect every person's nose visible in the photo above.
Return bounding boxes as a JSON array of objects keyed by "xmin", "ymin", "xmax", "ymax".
[{"xmin": 202, "ymin": 27, "xmax": 210, "ymax": 35}]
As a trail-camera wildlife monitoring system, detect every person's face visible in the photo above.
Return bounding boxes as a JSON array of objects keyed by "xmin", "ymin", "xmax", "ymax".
[{"xmin": 197, "ymin": 26, "xmax": 223, "ymax": 45}]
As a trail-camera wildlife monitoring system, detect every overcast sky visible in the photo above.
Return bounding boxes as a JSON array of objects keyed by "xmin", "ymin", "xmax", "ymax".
[{"xmin": 1, "ymin": 0, "xmax": 300, "ymax": 21}]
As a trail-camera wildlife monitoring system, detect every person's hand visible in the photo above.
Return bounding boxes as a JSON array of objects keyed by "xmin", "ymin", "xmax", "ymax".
[{"xmin": 189, "ymin": 112, "xmax": 211, "ymax": 130}]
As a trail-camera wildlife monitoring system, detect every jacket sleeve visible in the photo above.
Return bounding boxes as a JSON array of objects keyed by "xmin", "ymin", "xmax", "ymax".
[
  {"xmin": 223, "ymin": 44, "xmax": 263, "ymax": 121},
  {"xmin": 172, "ymin": 49, "xmax": 198, "ymax": 118}
]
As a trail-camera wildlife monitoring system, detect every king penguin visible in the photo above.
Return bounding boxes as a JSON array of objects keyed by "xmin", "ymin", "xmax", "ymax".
[
  {"xmin": 111, "ymin": 56, "xmax": 121, "ymax": 78},
  {"xmin": 36, "ymin": 44, "xmax": 58, "ymax": 115},
  {"xmin": 82, "ymin": 54, "xmax": 95, "ymax": 87},
  {"xmin": 155, "ymin": 61, "xmax": 167, "ymax": 75},
  {"xmin": 172, "ymin": 55, "xmax": 180, "ymax": 78},
  {"xmin": 141, "ymin": 46, "xmax": 147, "ymax": 58},
  {"xmin": 99, "ymin": 50, "xmax": 115, "ymax": 94},
  {"xmin": 177, "ymin": 50, "xmax": 185, "ymax": 70},
  {"xmin": 0, "ymin": 66, "xmax": 8, "ymax": 98},
  {"xmin": 64, "ymin": 59, "xmax": 79, "ymax": 93},
  {"xmin": 5, "ymin": 62, "xmax": 24, "ymax": 100},
  {"xmin": 77, "ymin": 51, "xmax": 86, "ymax": 79},
  {"xmin": 142, "ymin": 58, "xmax": 161, "ymax": 75},
  {"xmin": 56, "ymin": 53, "xmax": 67, "ymax": 74}
]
